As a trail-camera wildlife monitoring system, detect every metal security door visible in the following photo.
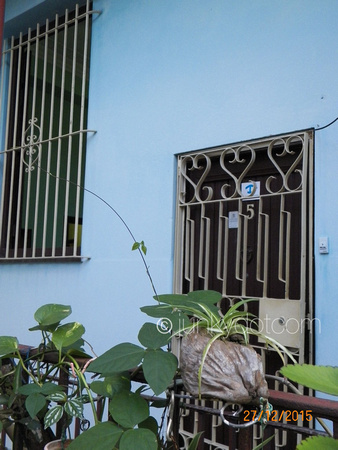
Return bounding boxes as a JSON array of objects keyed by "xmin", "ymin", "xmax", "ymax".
[{"xmin": 173, "ymin": 130, "xmax": 314, "ymax": 371}]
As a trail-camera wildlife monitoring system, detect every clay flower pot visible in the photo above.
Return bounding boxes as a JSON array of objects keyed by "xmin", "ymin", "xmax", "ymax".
[
  {"xmin": 180, "ymin": 330, "xmax": 269, "ymax": 405},
  {"xmin": 44, "ymin": 439, "xmax": 73, "ymax": 450}
]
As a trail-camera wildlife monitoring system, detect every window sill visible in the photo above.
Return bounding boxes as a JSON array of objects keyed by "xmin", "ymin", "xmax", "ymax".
[{"xmin": 0, "ymin": 256, "xmax": 91, "ymax": 263}]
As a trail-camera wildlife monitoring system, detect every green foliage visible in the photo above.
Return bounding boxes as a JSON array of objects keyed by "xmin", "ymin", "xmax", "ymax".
[
  {"xmin": 138, "ymin": 415, "xmax": 158, "ymax": 434},
  {"xmin": 52, "ymin": 322, "xmax": 85, "ymax": 350},
  {"xmin": 0, "ymin": 299, "xmax": 179, "ymax": 449},
  {"xmin": 119, "ymin": 428, "xmax": 158, "ymax": 450},
  {"xmin": 64, "ymin": 399, "xmax": 84, "ymax": 419},
  {"xmin": 90, "ymin": 373, "xmax": 131, "ymax": 399},
  {"xmin": 109, "ymin": 391, "xmax": 149, "ymax": 428},
  {"xmin": 0, "ymin": 336, "xmax": 18, "ymax": 355},
  {"xmin": 281, "ymin": 364, "xmax": 338, "ymax": 396},
  {"xmin": 280, "ymin": 364, "xmax": 338, "ymax": 448},
  {"xmin": 34, "ymin": 304, "xmax": 72, "ymax": 327},
  {"xmin": 187, "ymin": 432, "xmax": 204, "ymax": 450},
  {"xmin": 252, "ymin": 434, "xmax": 275, "ymax": 450},
  {"xmin": 88, "ymin": 343, "xmax": 145, "ymax": 374},
  {"xmin": 296, "ymin": 436, "xmax": 338, "ymax": 449},
  {"xmin": 132, "ymin": 240, "xmax": 147, "ymax": 255},
  {"xmin": 44, "ymin": 405, "xmax": 64, "ymax": 428},
  {"xmin": 25, "ymin": 392, "xmax": 46, "ymax": 419},
  {"xmin": 138, "ymin": 322, "xmax": 171, "ymax": 348},
  {"xmin": 142, "ymin": 290, "xmax": 297, "ymax": 397},
  {"xmin": 142, "ymin": 349, "xmax": 177, "ymax": 395},
  {"xmin": 67, "ymin": 422, "xmax": 123, "ymax": 450}
]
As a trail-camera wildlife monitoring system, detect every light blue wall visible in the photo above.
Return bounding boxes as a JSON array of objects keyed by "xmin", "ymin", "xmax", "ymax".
[{"xmin": 1, "ymin": 0, "xmax": 338, "ymax": 366}]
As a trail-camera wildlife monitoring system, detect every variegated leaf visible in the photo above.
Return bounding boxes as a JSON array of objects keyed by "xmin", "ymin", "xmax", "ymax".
[
  {"xmin": 64, "ymin": 398, "xmax": 84, "ymax": 418},
  {"xmin": 44, "ymin": 405, "xmax": 64, "ymax": 429},
  {"xmin": 46, "ymin": 391, "xmax": 67, "ymax": 403}
]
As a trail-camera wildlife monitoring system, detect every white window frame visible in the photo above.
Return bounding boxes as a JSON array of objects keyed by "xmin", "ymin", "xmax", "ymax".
[{"xmin": 0, "ymin": 1, "xmax": 96, "ymax": 261}]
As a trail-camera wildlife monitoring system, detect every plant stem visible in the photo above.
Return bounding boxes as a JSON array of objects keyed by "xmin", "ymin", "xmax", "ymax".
[
  {"xmin": 65, "ymin": 356, "xmax": 99, "ymax": 425},
  {"xmin": 15, "ymin": 351, "xmax": 40, "ymax": 385}
]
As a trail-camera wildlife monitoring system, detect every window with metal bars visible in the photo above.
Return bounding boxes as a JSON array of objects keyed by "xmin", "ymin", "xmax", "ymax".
[{"xmin": 0, "ymin": 2, "xmax": 93, "ymax": 261}]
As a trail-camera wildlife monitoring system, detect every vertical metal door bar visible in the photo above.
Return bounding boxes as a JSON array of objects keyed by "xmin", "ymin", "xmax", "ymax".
[
  {"xmin": 216, "ymin": 201, "xmax": 228, "ymax": 296},
  {"xmin": 235, "ymin": 199, "xmax": 243, "ymax": 284},
  {"xmin": 241, "ymin": 212, "xmax": 249, "ymax": 297},
  {"xmin": 198, "ymin": 203, "xmax": 210, "ymax": 289},
  {"xmin": 173, "ymin": 158, "xmax": 185, "ymax": 293},
  {"xmin": 256, "ymin": 199, "xmax": 269, "ymax": 298},
  {"xmin": 278, "ymin": 194, "xmax": 291, "ymax": 299},
  {"xmin": 299, "ymin": 133, "xmax": 309, "ymax": 365},
  {"xmin": 184, "ymin": 206, "xmax": 195, "ymax": 291},
  {"xmin": 306, "ymin": 133, "xmax": 314, "ymax": 365}
]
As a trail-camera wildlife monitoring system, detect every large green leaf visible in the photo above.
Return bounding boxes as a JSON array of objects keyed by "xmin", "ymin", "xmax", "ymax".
[
  {"xmin": 109, "ymin": 391, "xmax": 149, "ymax": 428},
  {"xmin": 187, "ymin": 290, "xmax": 222, "ymax": 305},
  {"xmin": 0, "ymin": 336, "xmax": 18, "ymax": 356},
  {"xmin": 28, "ymin": 322, "xmax": 60, "ymax": 333},
  {"xmin": 138, "ymin": 322, "xmax": 171, "ymax": 349},
  {"xmin": 119, "ymin": 428, "xmax": 158, "ymax": 450},
  {"xmin": 19, "ymin": 384, "xmax": 42, "ymax": 396},
  {"xmin": 138, "ymin": 416, "xmax": 158, "ymax": 435},
  {"xmin": 154, "ymin": 294, "xmax": 188, "ymax": 304},
  {"xmin": 41, "ymin": 383, "xmax": 65, "ymax": 395},
  {"xmin": 296, "ymin": 436, "xmax": 338, "ymax": 449},
  {"xmin": 34, "ymin": 304, "xmax": 72, "ymax": 326},
  {"xmin": 88, "ymin": 343, "xmax": 145, "ymax": 374},
  {"xmin": 142, "ymin": 349, "xmax": 178, "ymax": 395},
  {"xmin": 25, "ymin": 393, "xmax": 46, "ymax": 418},
  {"xmin": 52, "ymin": 322, "xmax": 85, "ymax": 350},
  {"xmin": 281, "ymin": 365, "xmax": 338, "ymax": 396},
  {"xmin": 140, "ymin": 307, "xmax": 190, "ymax": 334},
  {"xmin": 90, "ymin": 373, "xmax": 131, "ymax": 398},
  {"xmin": 19, "ymin": 382, "xmax": 65, "ymax": 396},
  {"xmin": 68, "ymin": 422, "xmax": 123, "ymax": 450},
  {"xmin": 140, "ymin": 305, "xmax": 176, "ymax": 318}
]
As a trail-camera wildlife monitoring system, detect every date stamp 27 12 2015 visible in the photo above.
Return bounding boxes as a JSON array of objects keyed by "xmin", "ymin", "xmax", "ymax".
[{"xmin": 243, "ymin": 409, "xmax": 313, "ymax": 422}]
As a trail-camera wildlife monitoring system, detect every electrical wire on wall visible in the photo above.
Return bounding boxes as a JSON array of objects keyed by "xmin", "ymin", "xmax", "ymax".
[{"xmin": 316, "ymin": 116, "xmax": 338, "ymax": 131}]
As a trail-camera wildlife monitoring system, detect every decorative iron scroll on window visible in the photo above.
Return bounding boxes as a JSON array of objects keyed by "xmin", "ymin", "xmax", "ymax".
[{"xmin": 22, "ymin": 117, "xmax": 41, "ymax": 172}]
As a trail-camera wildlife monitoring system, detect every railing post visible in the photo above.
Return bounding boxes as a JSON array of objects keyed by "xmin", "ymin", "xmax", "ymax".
[
  {"xmin": 237, "ymin": 426, "xmax": 253, "ymax": 450},
  {"xmin": 333, "ymin": 420, "xmax": 338, "ymax": 439}
]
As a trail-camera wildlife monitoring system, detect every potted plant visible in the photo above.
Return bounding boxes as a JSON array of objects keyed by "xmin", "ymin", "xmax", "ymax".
[
  {"xmin": 0, "ymin": 302, "xmax": 182, "ymax": 450},
  {"xmin": 0, "ymin": 303, "xmax": 97, "ymax": 449},
  {"xmin": 0, "ymin": 291, "xmax": 298, "ymax": 450},
  {"xmin": 140, "ymin": 290, "xmax": 297, "ymax": 405}
]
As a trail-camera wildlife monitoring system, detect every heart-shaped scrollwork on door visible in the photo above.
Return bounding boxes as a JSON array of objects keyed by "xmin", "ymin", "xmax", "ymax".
[
  {"xmin": 266, "ymin": 135, "xmax": 304, "ymax": 194},
  {"xmin": 220, "ymin": 145, "xmax": 256, "ymax": 199},
  {"xmin": 179, "ymin": 153, "xmax": 213, "ymax": 204}
]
